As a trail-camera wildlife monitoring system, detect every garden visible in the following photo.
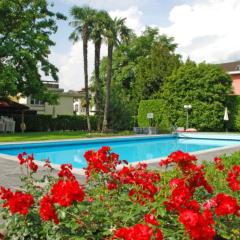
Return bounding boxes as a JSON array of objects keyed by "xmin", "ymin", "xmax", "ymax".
[
  {"xmin": 0, "ymin": 2, "xmax": 240, "ymax": 239},
  {"xmin": 0, "ymin": 147, "xmax": 239, "ymax": 239}
]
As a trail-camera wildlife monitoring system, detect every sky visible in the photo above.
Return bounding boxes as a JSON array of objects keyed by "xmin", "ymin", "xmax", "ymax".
[{"xmin": 48, "ymin": 0, "xmax": 240, "ymax": 91}]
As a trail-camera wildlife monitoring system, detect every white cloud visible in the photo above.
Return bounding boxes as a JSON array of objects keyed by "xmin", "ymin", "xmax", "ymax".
[
  {"xmin": 50, "ymin": 42, "xmax": 107, "ymax": 91},
  {"xmin": 160, "ymin": 0, "xmax": 240, "ymax": 63},
  {"xmin": 109, "ymin": 6, "xmax": 144, "ymax": 35}
]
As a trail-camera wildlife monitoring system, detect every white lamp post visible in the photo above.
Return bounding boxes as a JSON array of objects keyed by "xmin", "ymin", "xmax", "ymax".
[
  {"xmin": 223, "ymin": 107, "xmax": 229, "ymax": 132},
  {"xmin": 184, "ymin": 104, "xmax": 192, "ymax": 130},
  {"xmin": 147, "ymin": 113, "xmax": 154, "ymax": 135}
]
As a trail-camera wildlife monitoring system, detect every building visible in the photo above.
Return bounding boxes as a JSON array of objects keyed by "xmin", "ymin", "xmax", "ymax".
[
  {"xmin": 220, "ymin": 60, "xmax": 240, "ymax": 95},
  {"xmin": 19, "ymin": 82, "xmax": 87, "ymax": 116},
  {"xmin": 73, "ymin": 89, "xmax": 96, "ymax": 116}
]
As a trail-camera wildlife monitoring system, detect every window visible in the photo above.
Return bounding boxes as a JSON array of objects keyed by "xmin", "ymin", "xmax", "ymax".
[
  {"xmin": 74, "ymin": 104, "xmax": 79, "ymax": 112},
  {"xmin": 30, "ymin": 98, "xmax": 44, "ymax": 105}
]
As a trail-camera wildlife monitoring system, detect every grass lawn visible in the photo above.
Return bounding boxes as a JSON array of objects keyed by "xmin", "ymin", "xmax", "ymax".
[{"xmin": 0, "ymin": 131, "xmax": 134, "ymax": 142}]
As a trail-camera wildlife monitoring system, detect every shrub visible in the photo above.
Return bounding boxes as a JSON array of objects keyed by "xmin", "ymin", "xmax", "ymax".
[
  {"xmin": 227, "ymin": 95, "xmax": 240, "ymax": 131},
  {"xmin": 0, "ymin": 148, "xmax": 239, "ymax": 239},
  {"xmin": 138, "ymin": 95, "xmax": 240, "ymax": 133},
  {"xmin": 138, "ymin": 99, "xmax": 171, "ymax": 132},
  {"xmin": 161, "ymin": 61, "xmax": 232, "ymax": 131},
  {"xmin": 2, "ymin": 114, "xmax": 97, "ymax": 132}
]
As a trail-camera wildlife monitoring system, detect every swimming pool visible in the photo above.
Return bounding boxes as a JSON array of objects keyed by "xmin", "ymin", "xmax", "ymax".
[{"xmin": 0, "ymin": 135, "xmax": 240, "ymax": 168}]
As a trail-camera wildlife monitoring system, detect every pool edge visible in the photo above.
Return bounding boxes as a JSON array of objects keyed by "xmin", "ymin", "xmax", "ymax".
[{"xmin": 1, "ymin": 142, "xmax": 240, "ymax": 176}]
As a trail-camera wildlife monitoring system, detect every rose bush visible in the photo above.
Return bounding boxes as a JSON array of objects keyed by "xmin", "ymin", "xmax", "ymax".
[{"xmin": 0, "ymin": 147, "xmax": 239, "ymax": 239}]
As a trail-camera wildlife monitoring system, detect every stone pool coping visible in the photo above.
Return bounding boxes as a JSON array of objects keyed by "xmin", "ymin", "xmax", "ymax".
[{"xmin": 1, "ymin": 133, "xmax": 240, "ymax": 176}]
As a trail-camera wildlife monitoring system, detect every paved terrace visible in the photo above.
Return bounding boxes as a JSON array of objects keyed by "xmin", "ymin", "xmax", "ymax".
[{"xmin": 0, "ymin": 157, "xmax": 86, "ymax": 190}]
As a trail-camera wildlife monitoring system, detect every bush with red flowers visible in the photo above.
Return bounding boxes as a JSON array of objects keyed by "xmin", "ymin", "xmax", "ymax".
[{"xmin": 0, "ymin": 147, "xmax": 239, "ymax": 240}]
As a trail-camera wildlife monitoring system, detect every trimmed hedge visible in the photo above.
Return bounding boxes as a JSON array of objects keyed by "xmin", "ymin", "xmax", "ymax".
[
  {"xmin": 2, "ymin": 114, "xmax": 97, "ymax": 132},
  {"xmin": 227, "ymin": 95, "xmax": 240, "ymax": 131},
  {"xmin": 138, "ymin": 96, "xmax": 240, "ymax": 132},
  {"xmin": 137, "ymin": 99, "xmax": 170, "ymax": 132}
]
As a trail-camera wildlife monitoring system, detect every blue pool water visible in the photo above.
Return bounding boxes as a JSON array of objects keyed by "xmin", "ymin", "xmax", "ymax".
[{"xmin": 0, "ymin": 136, "xmax": 239, "ymax": 168}]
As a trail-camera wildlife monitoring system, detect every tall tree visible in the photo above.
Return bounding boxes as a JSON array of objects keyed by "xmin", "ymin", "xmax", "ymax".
[
  {"xmin": 162, "ymin": 60, "xmax": 232, "ymax": 130},
  {"xmin": 133, "ymin": 35, "xmax": 181, "ymax": 103},
  {"xmin": 0, "ymin": 0, "xmax": 65, "ymax": 102},
  {"xmin": 69, "ymin": 6, "xmax": 96, "ymax": 132},
  {"xmin": 95, "ymin": 27, "xmax": 180, "ymax": 130},
  {"xmin": 90, "ymin": 10, "xmax": 110, "ymax": 131},
  {"xmin": 102, "ymin": 17, "xmax": 131, "ymax": 132}
]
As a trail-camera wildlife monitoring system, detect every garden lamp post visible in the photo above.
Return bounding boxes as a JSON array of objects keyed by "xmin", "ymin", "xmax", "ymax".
[
  {"xmin": 184, "ymin": 104, "xmax": 192, "ymax": 130},
  {"xmin": 147, "ymin": 113, "xmax": 154, "ymax": 135},
  {"xmin": 223, "ymin": 107, "xmax": 229, "ymax": 132}
]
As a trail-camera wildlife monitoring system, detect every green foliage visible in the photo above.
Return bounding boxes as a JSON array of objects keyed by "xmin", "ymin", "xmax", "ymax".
[
  {"xmin": 162, "ymin": 61, "xmax": 232, "ymax": 131},
  {"xmin": 133, "ymin": 37, "xmax": 181, "ymax": 103},
  {"xmin": 96, "ymin": 27, "xmax": 181, "ymax": 130},
  {"xmin": 110, "ymin": 28, "xmax": 181, "ymax": 108},
  {"xmin": 203, "ymin": 153, "xmax": 240, "ymax": 239},
  {"xmin": 3, "ymin": 114, "xmax": 97, "ymax": 132},
  {"xmin": 1, "ymin": 149, "xmax": 240, "ymax": 239},
  {"xmin": 138, "ymin": 100, "xmax": 170, "ymax": 132},
  {"xmin": 0, "ymin": 0, "xmax": 66, "ymax": 103},
  {"xmin": 109, "ymin": 86, "xmax": 134, "ymax": 130},
  {"xmin": 227, "ymin": 95, "xmax": 240, "ymax": 131},
  {"xmin": 102, "ymin": 16, "xmax": 132, "ymax": 131}
]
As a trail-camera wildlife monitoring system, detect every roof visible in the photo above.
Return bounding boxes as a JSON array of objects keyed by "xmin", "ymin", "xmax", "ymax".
[
  {"xmin": 59, "ymin": 91, "xmax": 85, "ymax": 97},
  {"xmin": 219, "ymin": 60, "xmax": 240, "ymax": 72},
  {"xmin": 0, "ymin": 98, "xmax": 29, "ymax": 110}
]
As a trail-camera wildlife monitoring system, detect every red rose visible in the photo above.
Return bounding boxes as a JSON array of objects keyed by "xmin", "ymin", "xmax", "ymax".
[
  {"xmin": 39, "ymin": 194, "xmax": 59, "ymax": 224},
  {"xmin": 51, "ymin": 179, "xmax": 85, "ymax": 207},
  {"xmin": 214, "ymin": 157, "xmax": 225, "ymax": 171},
  {"xmin": 213, "ymin": 193, "xmax": 239, "ymax": 216},
  {"xmin": 144, "ymin": 213, "xmax": 159, "ymax": 226},
  {"xmin": 113, "ymin": 224, "xmax": 153, "ymax": 240},
  {"xmin": 227, "ymin": 165, "xmax": 240, "ymax": 192},
  {"xmin": 58, "ymin": 163, "xmax": 75, "ymax": 180},
  {"xmin": 1, "ymin": 190, "xmax": 34, "ymax": 215},
  {"xmin": 179, "ymin": 210, "xmax": 199, "ymax": 227}
]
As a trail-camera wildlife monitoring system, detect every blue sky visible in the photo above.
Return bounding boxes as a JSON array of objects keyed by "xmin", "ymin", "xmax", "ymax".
[
  {"xmin": 50, "ymin": 0, "xmax": 193, "ymax": 53},
  {"xmin": 47, "ymin": 0, "xmax": 240, "ymax": 91}
]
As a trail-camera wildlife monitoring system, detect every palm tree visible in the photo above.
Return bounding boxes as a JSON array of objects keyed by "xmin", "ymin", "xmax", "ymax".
[
  {"xmin": 102, "ymin": 17, "xmax": 131, "ymax": 132},
  {"xmin": 90, "ymin": 10, "xmax": 110, "ymax": 131},
  {"xmin": 69, "ymin": 6, "xmax": 96, "ymax": 132}
]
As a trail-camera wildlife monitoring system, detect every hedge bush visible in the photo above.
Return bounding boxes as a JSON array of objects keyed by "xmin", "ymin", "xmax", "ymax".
[
  {"xmin": 137, "ymin": 99, "xmax": 171, "ymax": 132},
  {"xmin": 160, "ymin": 61, "xmax": 232, "ymax": 131},
  {"xmin": 2, "ymin": 114, "xmax": 97, "ymax": 132},
  {"xmin": 227, "ymin": 95, "xmax": 240, "ymax": 131},
  {"xmin": 138, "ymin": 95, "xmax": 240, "ymax": 132}
]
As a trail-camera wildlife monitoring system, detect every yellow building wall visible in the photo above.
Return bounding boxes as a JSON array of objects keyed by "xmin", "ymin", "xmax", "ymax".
[
  {"xmin": 27, "ymin": 96, "xmax": 74, "ymax": 116},
  {"xmin": 45, "ymin": 96, "xmax": 74, "ymax": 116}
]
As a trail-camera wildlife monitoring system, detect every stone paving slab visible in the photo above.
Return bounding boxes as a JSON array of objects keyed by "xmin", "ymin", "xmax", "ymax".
[{"xmin": 0, "ymin": 157, "xmax": 86, "ymax": 190}]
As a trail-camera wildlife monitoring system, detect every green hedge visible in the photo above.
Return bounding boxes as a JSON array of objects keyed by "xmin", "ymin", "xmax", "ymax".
[
  {"xmin": 137, "ymin": 99, "xmax": 170, "ymax": 132},
  {"xmin": 138, "ymin": 96, "xmax": 240, "ymax": 132},
  {"xmin": 2, "ymin": 114, "xmax": 97, "ymax": 132},
  {"xmin": 227, "ymin": 95, "xmax": 240, "ymax": 131}
]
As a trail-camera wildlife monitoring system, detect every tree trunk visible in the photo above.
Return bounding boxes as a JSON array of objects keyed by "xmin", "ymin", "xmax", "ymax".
[
  {"xmin": 83, "ymin": 24, "xmax": 91, "ymax": 132},
  {"xmin": 102, "ymin": 43, "xmax": 113, "ymax": 132},
  {"xmin": 95, "ymin": 39, "xmax": 101, "ymax": 132}
]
